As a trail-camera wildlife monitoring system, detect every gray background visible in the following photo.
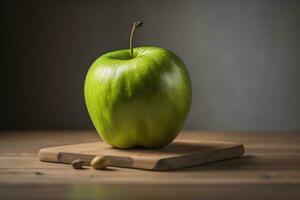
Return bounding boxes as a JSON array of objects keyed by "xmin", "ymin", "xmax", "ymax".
[{"xmin": 1, "ymin": 0, "xmax": 299, "ymax": 131}]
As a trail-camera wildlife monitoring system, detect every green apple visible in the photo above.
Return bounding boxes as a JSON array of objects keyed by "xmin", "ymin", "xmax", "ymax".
[{"xmin": 84, "ymin": 21, "xmax": 192, "ymax": 149}]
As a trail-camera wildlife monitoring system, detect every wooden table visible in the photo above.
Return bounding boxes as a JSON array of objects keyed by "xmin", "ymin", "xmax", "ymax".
[{"xmin": 1, "ymin": 130, "xmax": 300, "ymax": 200}]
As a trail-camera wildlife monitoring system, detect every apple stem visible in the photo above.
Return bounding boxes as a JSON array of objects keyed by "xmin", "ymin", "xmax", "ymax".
[{"xmin": 130, "ymin": 21, "xmax": 143, "ymax": 58}]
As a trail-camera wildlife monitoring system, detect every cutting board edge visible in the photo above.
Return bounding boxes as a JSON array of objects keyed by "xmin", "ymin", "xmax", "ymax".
[
  {"xmin": 153, "ymin": 144, "xmax": 245, "ymax": 171},
  {"xmin": 38, "ymin": 148, "xmax": 60, "ymax": 163}
]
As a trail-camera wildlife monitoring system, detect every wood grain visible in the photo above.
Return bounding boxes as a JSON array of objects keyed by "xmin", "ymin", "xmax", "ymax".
[{"xmin": 0, "ymin": 130, "xmax": 300, "ymax": 199}]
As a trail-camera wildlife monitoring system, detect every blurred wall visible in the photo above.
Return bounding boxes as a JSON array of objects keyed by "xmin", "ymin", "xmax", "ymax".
[{"xmin": 1, "ymin": 0, "xmax": 299, "ymax": 131}]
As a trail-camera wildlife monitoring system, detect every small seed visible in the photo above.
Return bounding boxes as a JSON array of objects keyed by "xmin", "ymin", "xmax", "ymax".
[
  {"xmin": 71, "ymin": 159, "xmax": 85, "ymax": 169},
  {"xmin": 34, "ymin": 171, "xmax": 44, "ymax": 175},
  {"xmin": 91, "ymin": 155, "xmax": 110, "ymax": 170}
]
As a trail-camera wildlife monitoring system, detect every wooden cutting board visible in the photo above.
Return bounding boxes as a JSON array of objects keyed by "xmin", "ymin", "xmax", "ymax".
[{"xmin": 38, "ymin": 140, "xmax": 244, "ymax": 171}]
